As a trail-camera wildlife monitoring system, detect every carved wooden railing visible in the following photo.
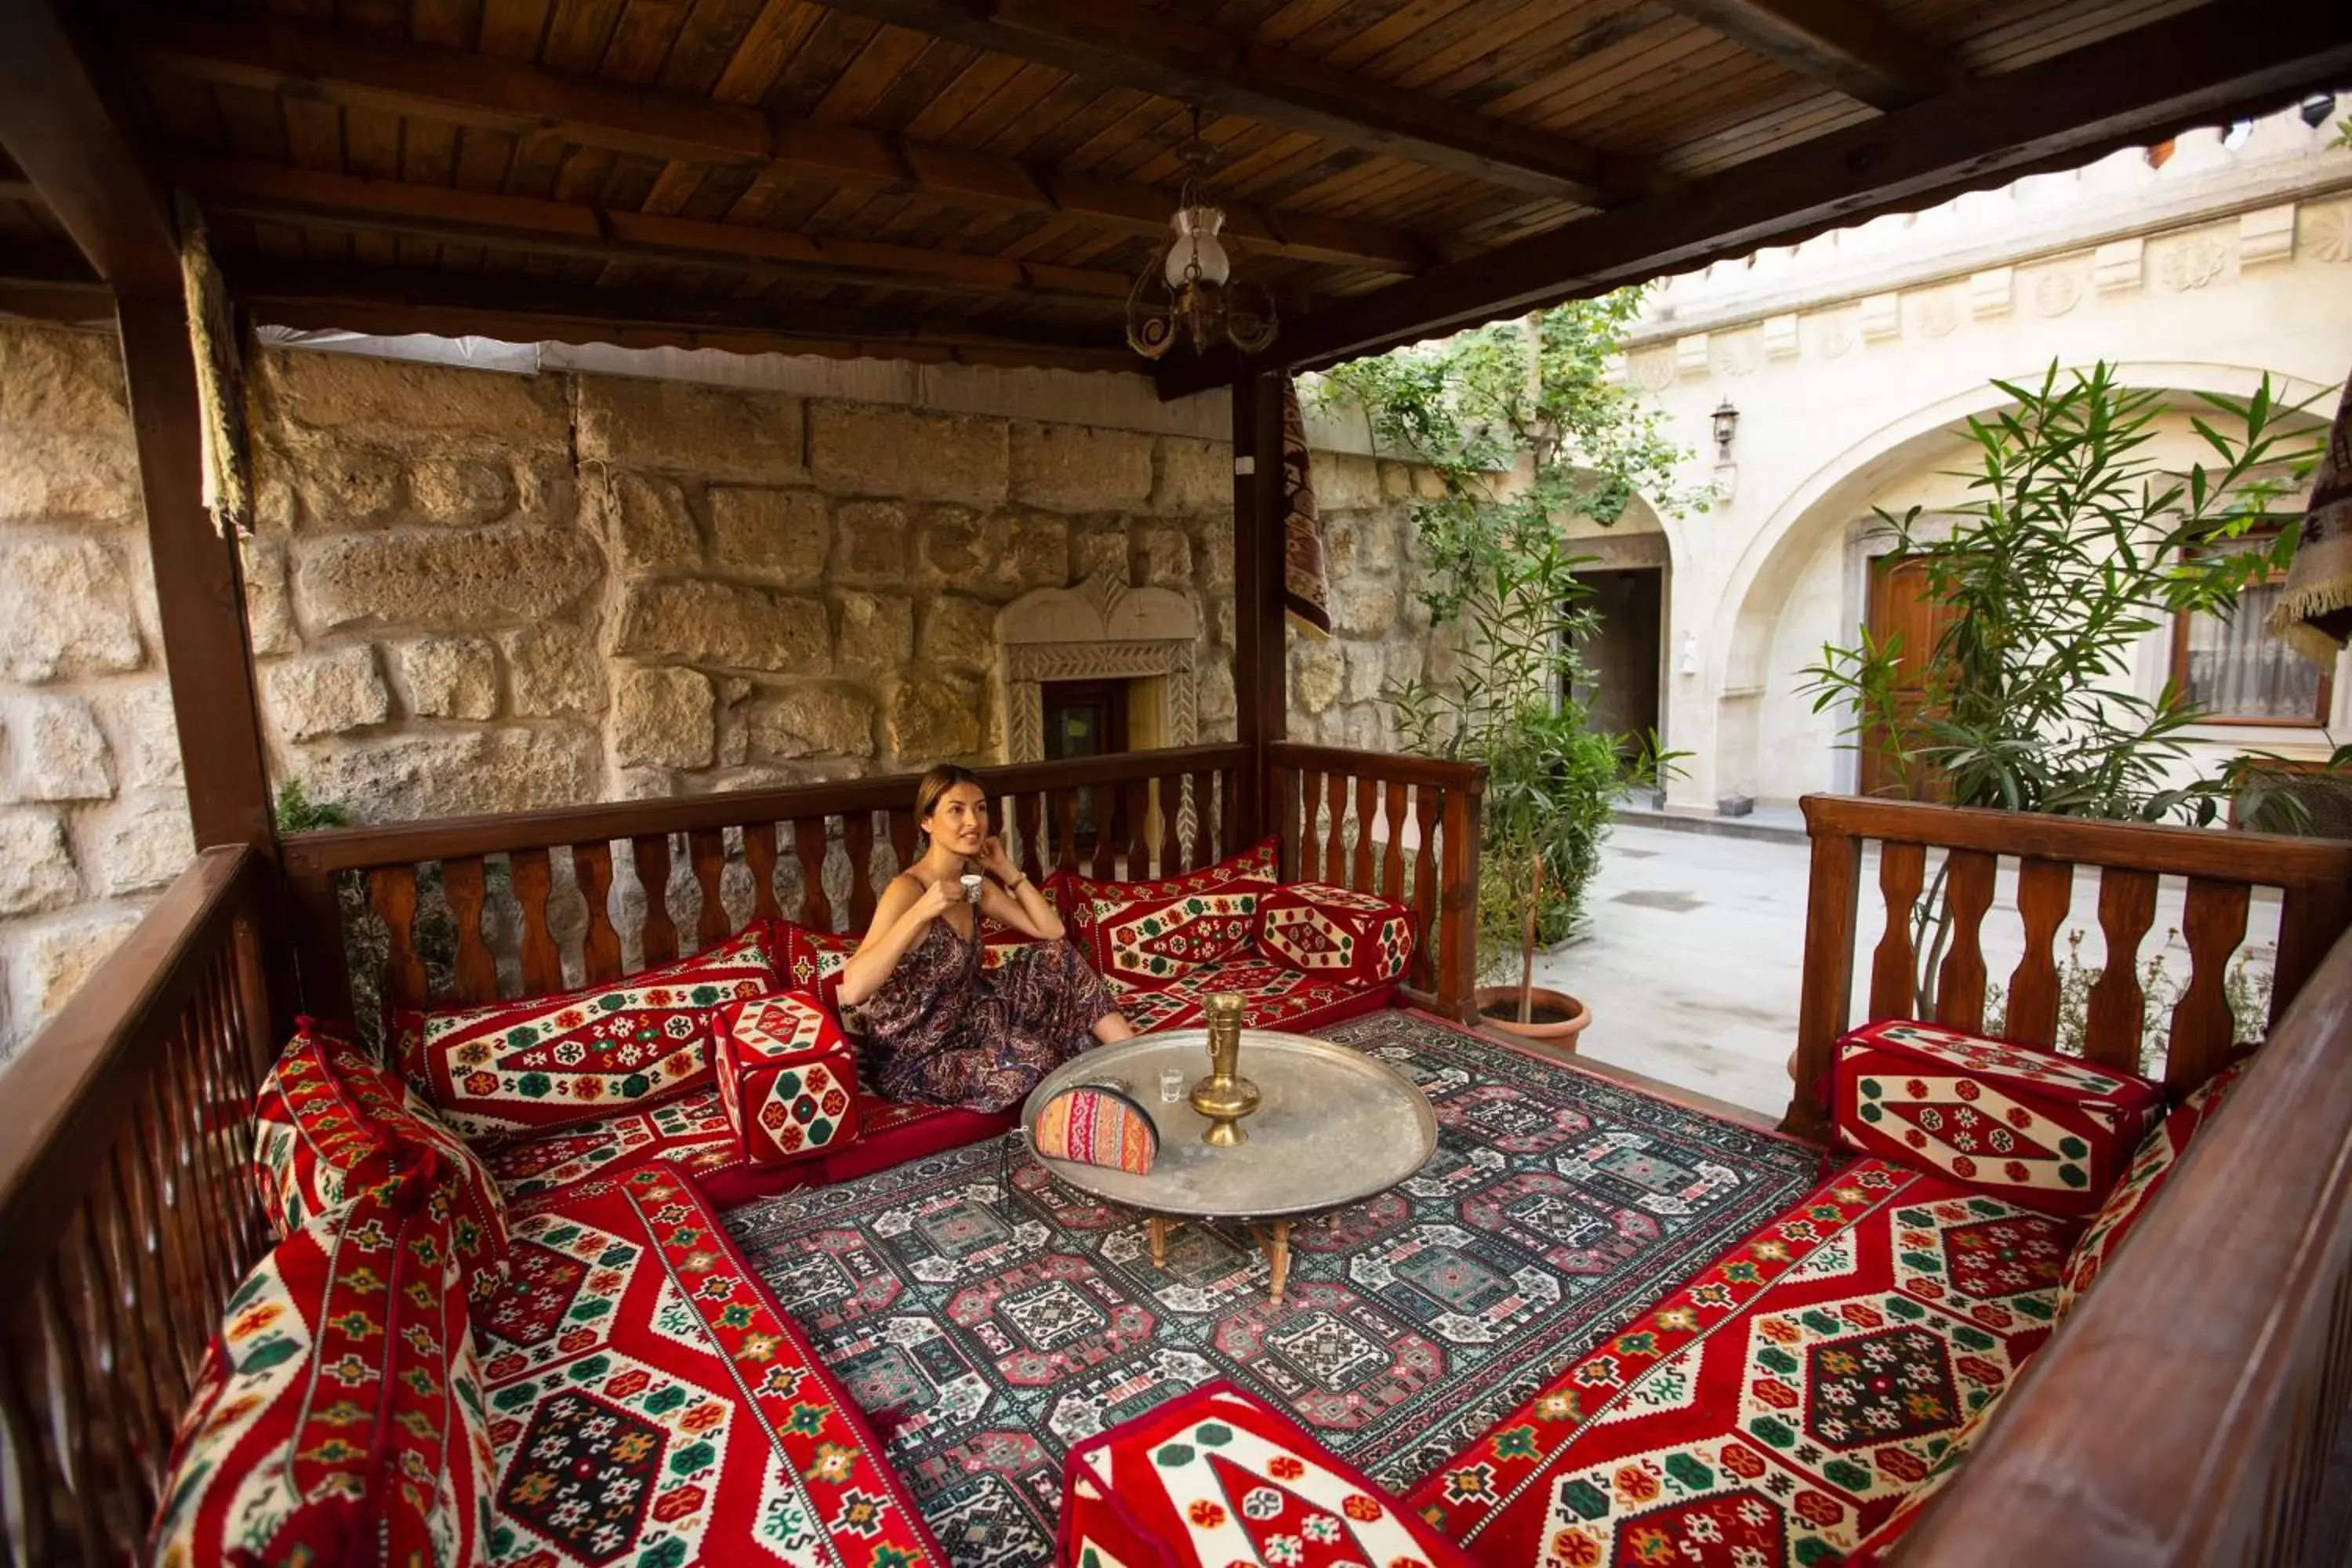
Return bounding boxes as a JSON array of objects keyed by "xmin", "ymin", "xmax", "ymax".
[
  {"xmin": 281, "ymin": 743, "xmax": 1485, "ymax": 1022},
  {"xmin": 0, "ymin": 847, "xmax": 282, "ymax": 1565},
  {"xmin": 1902, "ymin": 920, "xmax": 2352, "ymax": 1566},
  {"xmin": 1269, "ymin": 742, "xmax": 1485, "ymax": 1020},
  {"xmin": 1784, "ymin": 795, "xmax": 2352, "ymax": 1139}
]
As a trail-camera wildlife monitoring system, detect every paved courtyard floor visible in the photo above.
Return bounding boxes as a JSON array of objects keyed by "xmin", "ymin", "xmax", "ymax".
[{"xmin": 1515, "ymin": 820, "xmax": 2284, "ymax": 1121}]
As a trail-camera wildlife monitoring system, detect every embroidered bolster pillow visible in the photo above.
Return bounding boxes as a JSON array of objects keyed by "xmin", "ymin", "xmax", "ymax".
[{"xmin": 1033, "ymin": 1084, "xmax": 1159, "ymax": 1175}]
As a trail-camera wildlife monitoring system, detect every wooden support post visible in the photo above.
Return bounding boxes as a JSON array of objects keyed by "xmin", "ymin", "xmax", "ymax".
[
  {"xmin": 1781, "ymin": 821, "xmax": 1861, "ymax": 1142},
  {"xmin": 1230, "ymin": 369, "xmax": 1287, "ymax": 851},
  {"xmin": 115, "ymin": 297, "xmax": 276, "ymax": 854}
]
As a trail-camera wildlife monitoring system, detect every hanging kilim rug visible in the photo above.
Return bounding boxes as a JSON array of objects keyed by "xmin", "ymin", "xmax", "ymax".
[{"xmin": 724, "ymin": 1009, "xmax": 1831, "ymax": 1568}]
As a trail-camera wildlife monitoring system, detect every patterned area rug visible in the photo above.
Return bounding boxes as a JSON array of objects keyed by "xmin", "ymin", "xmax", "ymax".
[{"xmin": 724, "ymin": 1009, "xmax": 1830, "ymax": 1567}]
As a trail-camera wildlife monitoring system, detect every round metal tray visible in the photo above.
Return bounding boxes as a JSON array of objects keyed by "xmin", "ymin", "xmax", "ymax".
[{"xmin": 1019, "ymin": 1027, "xmax": 1438, "ymax": 1221}]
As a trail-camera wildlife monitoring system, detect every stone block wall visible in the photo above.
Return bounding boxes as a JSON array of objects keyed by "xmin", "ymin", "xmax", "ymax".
[
  {"xmin": 0, "ymin": 324, "xmax": 1441, "ymax": 1058},
  {"xmin": 0, "ymin": 322, "xmax": 193, "ymax": 1054}
]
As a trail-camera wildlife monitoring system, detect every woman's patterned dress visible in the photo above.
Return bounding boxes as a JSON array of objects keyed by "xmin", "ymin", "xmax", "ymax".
[{"xmin": 858, "ymin": 915, "xmax": 1117, "ymax": 1112}]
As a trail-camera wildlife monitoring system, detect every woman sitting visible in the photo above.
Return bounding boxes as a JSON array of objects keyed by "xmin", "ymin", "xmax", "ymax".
[{"xmin": 837, "ymin": 763, "xmax": 1136, "ymax": 1112}]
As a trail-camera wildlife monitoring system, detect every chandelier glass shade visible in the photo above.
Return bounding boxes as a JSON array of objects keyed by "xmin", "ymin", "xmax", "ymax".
[{"xmin": 1127, "ymin": 125, "xmax": 1277, "ymax": 360}]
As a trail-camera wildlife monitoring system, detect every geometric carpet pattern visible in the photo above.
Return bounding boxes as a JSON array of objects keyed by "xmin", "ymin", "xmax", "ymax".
[{"xmin": 724, "ymin": 1010, "xmax": 1831, "ymax": 1567}]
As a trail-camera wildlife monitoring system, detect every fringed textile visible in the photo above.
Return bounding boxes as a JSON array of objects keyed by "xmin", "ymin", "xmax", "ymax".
[
  {"xmin": 2269, "ymin": 376, "xmax": 2352, "ymax": 662},
  {"xmin": 1279, "ymin": 378, "xmax": 1332, "ymax": 633},
  {"xmin": 177, "ymin": 209, "xmax": 254, "ymax": 536}
]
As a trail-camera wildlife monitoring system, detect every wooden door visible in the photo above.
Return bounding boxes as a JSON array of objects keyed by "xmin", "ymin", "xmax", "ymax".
[{"xmin": 1861, "ymin": 554, "xmax": 1955, "ymax": 800}]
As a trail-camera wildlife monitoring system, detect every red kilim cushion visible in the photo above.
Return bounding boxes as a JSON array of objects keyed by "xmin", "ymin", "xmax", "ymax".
[
  {"xmin": 1060, "ymin": 1380, "xmax": 1479, "ymax": 1568},
  {"xmin": 1254, "ymin": 880, "xmax": 1416, "ymax": 989},
  {"xmin": 1834, "ymin": 1020, "xmax": 2163, "ymax": 1216},
  {"xmin": 1057, "ymin": 838, "xmax": 1280, "ymax": 987},
  {"xmin": 151, "ymin": 1168, "xmax": 493, "ymax": 1568},
  {"xmin": 254, "ymin": 1019, "xmax": 510, "ymax": 1295},
  {"xmin": 397, "ymin": 924, "xmax": 780, "ymax": 1142},
  {"xmin": 474, "ymin": 1162, "xmax": 946, "ymax": 1568},
  {"xmin": 772, "ymin": 918, "xmax": 859, "ymax": 1010},
  {"xmin": 2054, "ymin": 1058, "xmax": 2247, "ymax": 1316},
  {"xmin": 714, "ymin": 991, "xmax": 862, "ymax": 1167}
]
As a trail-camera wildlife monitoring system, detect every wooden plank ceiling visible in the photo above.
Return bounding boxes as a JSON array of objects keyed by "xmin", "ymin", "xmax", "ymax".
[{"xmin": 0, "ymin": 0, "xmax": 2344, "ymax": 381}]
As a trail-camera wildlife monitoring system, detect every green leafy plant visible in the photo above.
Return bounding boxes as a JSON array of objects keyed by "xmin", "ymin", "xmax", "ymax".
[
  {"xmin": 274, "ymin": 779, "xmax": 352, "ymax": 833},
  {"xmin": 1802, "ymin": 362, "xmax": 2328, "ymax": 824},
  {"xmin": 1318, "ymin": 296, "xmax": 1698, "ymax": 1012}
]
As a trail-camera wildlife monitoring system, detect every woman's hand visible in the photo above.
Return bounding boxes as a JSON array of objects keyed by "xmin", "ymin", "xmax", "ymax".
[
  {"xmin": 978, "ymin": 835, "xmax": 1020, "ymax": 884},
  {"xmin": 911, "ymin": 875, "xmax": 963, "ymax": 925}
]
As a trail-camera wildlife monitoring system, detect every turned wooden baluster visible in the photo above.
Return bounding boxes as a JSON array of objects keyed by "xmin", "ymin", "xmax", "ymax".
[
  {"xmin": 1380, "ymin": 781, "xmax": 1406, "ymax": 902},
  {"xmin": 1297, "ymin": 768, "xmax": 1323, "ymax": 881},
  {"xmin": 38, "ymin": 1259, "xmax": 107, "ymax": 1561},
  {"xmin": 0, "ymin": 1312, "xmax": 53, "ymax": 1565},
  {"xmin": 572, "ymin": 843, "xmax": 624, "ymax": 983},
  {"xmin": 1868, "ymin": 841, "xmax": 1926, "ymax": 1019},
  {"xmin": 1015, "ymin": 793, "xmax": 1044, "ymax": 884},
  {"xmin": 633, "ymin": 836, "xmax": 680, "ymax": 966},
  {"xmin": 688, "ymin": 828, "xmax": 730, "ymax": 949},
  {"xmin": 1125, "ymin": 778, "xmax": 1152, "ymax": 880},
  {"xmin": 887, "ymin": 807, "xmax": 918, "ymax": 879},
  {"xmin": 2004, "ymin": 857, "xmax": 2075, "ymax": 1047},
  {"xmin": 1324, "ymin": 771, "xmax": 1348, "ymax": 886},
  {"xmin": 844, "ymin": 813, "xmax": 879, "ymax": 934},
  {"xmin": 2083, "ymin": 869, "xmax": 2159, "ymax": 1074},
  {"xmin": 441, "ymin": 856, "xmax": 498, "ymax": 1003},
  {"xmin": 1932, "ymin": 849, "xmax": 1997, "ymax": 1031},
  {"xmin": 368, "ymin": 866, "xmax": 430, "ymax": 1010},
  {"xmin": 1051, "ymin": 791, "xmax": 1080, "ymax": 877},
  {"xmin": 1274, "ymin": 766, "xmax": 1301, "ymax": 879},
  {"xmin": 1411, "ymin": 786, "xmax": 1440, "ymax": 993},
  {"xmin": 793, "ymin": 819, "xmax": 833, "ymax": 933},
  {"xmin": 1352, "ymin": 775, "xmax": 1377, "ymax": 893},
  {"xmin": 2169, "ymin": 877, "xmax": 2253, "ymax": 1094},
  {"xmin": 1089, "ymin": 789, "xmax": 1120, "ymax": 881},
  {"xmin": 510, "ymin": 848, "xmax": 565, "ymax": 995},
  {"xmin": 1186, "ymin": 768, "xmax": 1215, "ymax": 869},
  {"xmin": 1220, "ymin": 764, "xmax": 1242, "ymax": 860},
  {"xmin": 743, "ymin": 823, "xmax": 784, "ymax": 924}
]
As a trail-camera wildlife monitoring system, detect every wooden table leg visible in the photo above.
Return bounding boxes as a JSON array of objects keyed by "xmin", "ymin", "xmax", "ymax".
[
  {"xmin": 1149, "ymin": 1215, "xmax": 1173, "ymax": 1269},
  {"xmin": 1265, "ymin": 1221, "xmax": 1290, "ymax": 1307}
]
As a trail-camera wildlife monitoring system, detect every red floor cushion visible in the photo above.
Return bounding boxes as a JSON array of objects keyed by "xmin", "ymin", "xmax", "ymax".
[
  {"xmin": 254, "ymin": 1019, "xmax": 510, "ymax": 1297},
  {"xmin": 2055, "ymin": 1058, "xmax": 2247, "ymax": 1314},
  {"xmin": 151, "ymin": 1167, "xmax": 492, "ymax": 1568},
  {"xmin": 1116, "ymin": 955, "xmax": 1396, "ymax": 1035},
  {"xmin": 1411, "ymin": 1158, "xmax": 2085, "ymax": 1566},
  {"xmin": 1254, "ymin": 880, "xmax": 1417, "ymax": 989},
  {"xmin": 397, "ymin": 924, "xmax": 781, "ymax": 1142},
  {"xmin": 1057, "ymin": 838, "xmax": 1279, "ymax": 987},
  {"xmin": 474, "ymin": 1161, "xmax": 946, "ymax": 1568},
  {"xmin": 1060, "ymin": 1380, "xmax": 1478, "ymax": 1568},
  {"xmin": 1834, "ymin": 1020, "xmax": 2163, "ymax": 1216},
  {"xmin": 715, "ymin": 992, "xmax": 862, "ymax": 1167},
  {"xmin": 772, "ymin": 917, "xmax": 859, "ymax": 1009}
]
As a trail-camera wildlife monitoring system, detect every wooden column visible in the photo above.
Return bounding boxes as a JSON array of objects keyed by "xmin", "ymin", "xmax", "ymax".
[
  {"xmin": 116, "ymin": 296, "xmax": 276, "ymax": 851},
  {"xmin": 1229, "ymin": 368, "xmax": 1287, "ymax": 851}
]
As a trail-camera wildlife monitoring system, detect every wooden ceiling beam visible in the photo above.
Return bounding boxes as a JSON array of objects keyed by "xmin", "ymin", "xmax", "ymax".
[
  {"xmin": 132, "ymin": 11, "xmax": 1428, "ymax": 273},
  {"xmin": 172, "ymin": 156, "xmax": 1142, "ymax": 307},
  {"xmin": 227, "ymin": 263, "xmax": 1142, "ymax": 374},
  {"xmin": 0, "ymin": 5, "xmax": 180, "ymax": 295},
  {"xmin": 795, "ymin": 0, "xmax": 1644, "ymax": 202},
  {"xmin": 1658, "ymin": 0, "xmax": 1954, "ymax": 110},
  {"xmin": 1171, "ymin": 0, "xmax": 2352, "ymax": 392}
]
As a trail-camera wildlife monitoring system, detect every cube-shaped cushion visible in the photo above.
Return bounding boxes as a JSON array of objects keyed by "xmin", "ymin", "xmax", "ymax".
[
  {"xmin": 1835, "ymin": 1020, "xmax": 2163, "ymax": 1216},
  {"xmin": 2055, "ymin": 1058, "xmax": 2246, "ymax": 1316},
  {"xmin": 1254, "ymin": 880, "xmax": 1416, "ymax": 989},
  {"xmin": 254, "ymin": 1019, "xmax": 510, "ymax": 1297},
  {"xmin": 150, "ymin": 1167, "xmax": 493, "ymax": 1568},
  {"xmin": 1057, "ymin": 838, "xmax": 1279, "ymax": 988},
  {"xmin": 714, "ymin": 992, "xmax": 862, "ymax": 1167},
  {"xmin": 1060, "ymin": 1380, "xmax": 1477, "ymax": 1568},
  {"xmin": 397, "ymin": 924, "xmax": 779, "ymax": 1142}
]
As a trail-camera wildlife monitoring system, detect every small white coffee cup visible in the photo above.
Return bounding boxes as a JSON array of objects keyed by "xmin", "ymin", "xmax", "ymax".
[{"xmin": 960, "ymin": 873, "xmax": 984, "ymax": 903}]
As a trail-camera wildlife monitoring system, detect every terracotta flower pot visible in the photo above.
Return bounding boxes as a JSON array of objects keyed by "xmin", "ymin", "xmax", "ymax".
[{"xmin": 1477, "ymin": 985, "xmax": 1592, "ymax": 1048}]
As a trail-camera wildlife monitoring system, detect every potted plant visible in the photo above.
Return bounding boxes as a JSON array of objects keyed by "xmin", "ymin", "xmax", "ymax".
[{"xmin": 1319, "ymin": 296, "xmax": 1700, "ymax": 1045}]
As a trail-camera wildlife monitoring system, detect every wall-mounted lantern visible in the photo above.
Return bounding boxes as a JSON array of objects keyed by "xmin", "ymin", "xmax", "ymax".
[{"xmin": 1711, "ymin": 398, "xmax": 1740, "ymax": 462}]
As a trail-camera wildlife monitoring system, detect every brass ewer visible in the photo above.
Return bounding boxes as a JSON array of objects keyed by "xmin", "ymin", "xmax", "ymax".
[{"xmin": 1189, "ymin": 993, "xmax": 1260, "ymax": 1147}]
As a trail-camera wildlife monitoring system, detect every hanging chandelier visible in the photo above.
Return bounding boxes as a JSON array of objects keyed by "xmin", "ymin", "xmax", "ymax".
[{"xmin": 1127, "ymin": 112, "xmax": 1278, "ymax": 360}]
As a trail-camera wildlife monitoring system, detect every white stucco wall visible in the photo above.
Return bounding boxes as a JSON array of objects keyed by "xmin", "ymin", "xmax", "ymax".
[{"xmin": 1610, "ymin": 107, "xmax": 2352, "ymax": 811}]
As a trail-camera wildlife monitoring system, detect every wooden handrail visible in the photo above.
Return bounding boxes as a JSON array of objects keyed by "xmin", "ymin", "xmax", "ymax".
[
  {"xmin": 0, "ymin": 847, "xmax": 281, "ymax": 1563},
  {"xmin": 1899, "ymin": 922, "xmax": 2352, "ymax": 1566},
  {"xmin": 1784, "ymin": 795, "xmax": 2352, "ymax": 1138}
]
